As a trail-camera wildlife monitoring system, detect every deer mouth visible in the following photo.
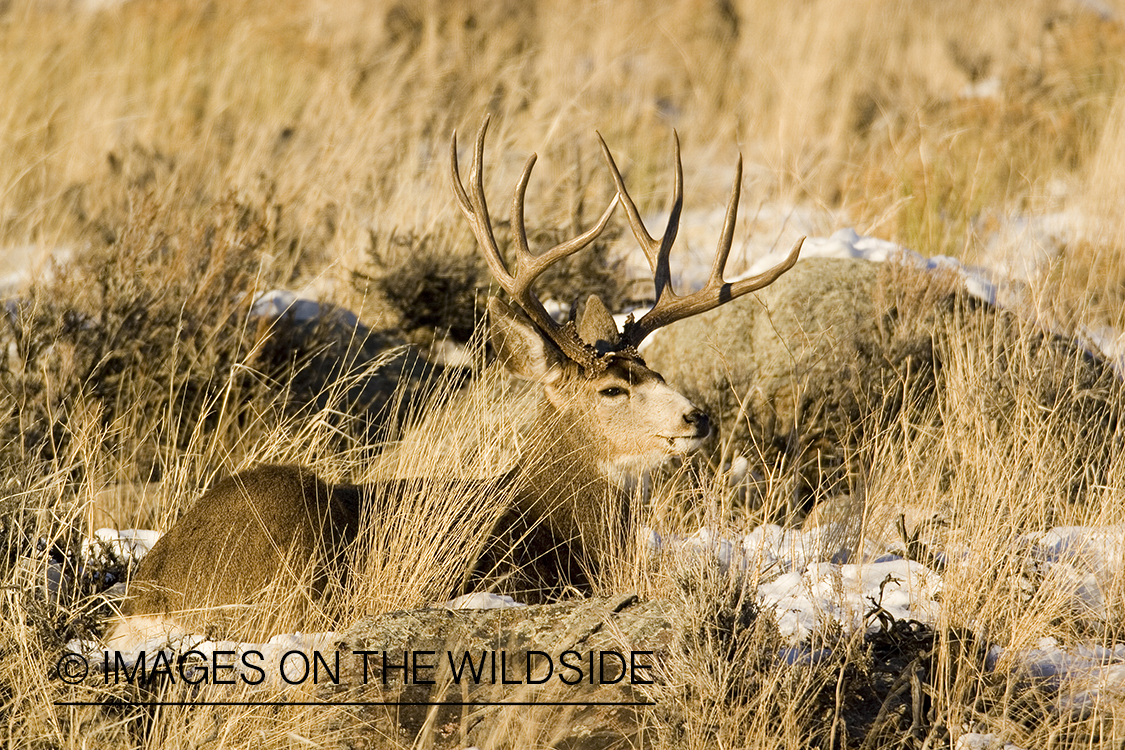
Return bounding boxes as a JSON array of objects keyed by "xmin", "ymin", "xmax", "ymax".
[
  {"xmin": 664, "ymin": 435, "xmax": 706, "ymax": 453},
  {"xmin": 662, "ymin": 419, "xmax": 711, "ymax": 446}
]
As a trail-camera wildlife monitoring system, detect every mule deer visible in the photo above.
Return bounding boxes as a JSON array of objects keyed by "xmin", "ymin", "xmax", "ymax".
[{"xmin": 108, "ymin": 118, "xmax": 803, "ymax": 646}]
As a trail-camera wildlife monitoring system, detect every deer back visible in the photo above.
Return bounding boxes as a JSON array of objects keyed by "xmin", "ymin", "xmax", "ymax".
[{"xmin": 121, "ymin": 465, "xmax": 359, "ymax": 636}]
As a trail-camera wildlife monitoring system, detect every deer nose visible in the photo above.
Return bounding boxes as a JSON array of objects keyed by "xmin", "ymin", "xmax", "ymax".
[{"xmin": 684, "ymin": 409, "xmax": 710, "ymax": 438}]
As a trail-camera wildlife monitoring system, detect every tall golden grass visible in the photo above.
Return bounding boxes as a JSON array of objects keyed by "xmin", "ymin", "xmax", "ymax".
[
  {"xmin": 3, "ymin": 0, "xmax": 1123, "ymax": 271},
  {"xmin": 4, "ymin": 0, "xmax": 1125, "ymax": 746}
]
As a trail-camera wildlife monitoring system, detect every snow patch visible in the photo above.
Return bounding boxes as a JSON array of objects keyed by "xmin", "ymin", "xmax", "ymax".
[
  {"xmin": 84, "ymin": 528, "xmax": 162, "ymax": 565},
  {"xmin": 652, "ymin": 524, "xmax": 942, "ymax": 642},
  {"xmin": 738, "ymin": 227, "xmax": 999, "ymax": 306},
  {"xmin": 987, "ymin": 637, "xmax": 1125, "ymax": 713},
  {"xmin": 956, "ymin": 733, "xmax": 1025, "ymax": 750},
  {"xmin": 444, "ymin": 592, "xmax": 526, "ymax": 610},
  {"xmin": 249, "ymin": 289, "xmax": 359, "ymax": 328},
  {"xmin": 0, "ymin": 244, "xmax": 73, "ymax": 293},
  {"xmin": 758, "ymin": 558, "xmax": 942, "ymax": 642}
]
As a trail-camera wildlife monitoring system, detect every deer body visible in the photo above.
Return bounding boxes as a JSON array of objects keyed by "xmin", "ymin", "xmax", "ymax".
[
  {"xmin": 108, "ymin": 119, "xmax": 801, "ymax": 647},
  {"xmin": 110, "ymin": 302, "xmax": 707, "ymax": 644}
]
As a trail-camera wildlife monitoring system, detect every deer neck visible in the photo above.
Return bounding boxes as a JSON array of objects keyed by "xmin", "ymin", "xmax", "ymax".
[{"xmin": 509, "ymin": 397, "xmax": 626, "ymax": 546}]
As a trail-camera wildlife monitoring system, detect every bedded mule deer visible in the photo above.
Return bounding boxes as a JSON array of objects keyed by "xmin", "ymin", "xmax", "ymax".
[{"xmin": 108, "ymin": 118, "xmax": 803, "ymax": 646}]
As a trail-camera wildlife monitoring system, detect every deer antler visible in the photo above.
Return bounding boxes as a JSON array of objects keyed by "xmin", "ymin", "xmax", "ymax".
[
  {"xmin": 451, "ymin": 116, "xmax": 619, "ymax": 372},
  {"xmin": 597, "ymin": 131, "xmax": 804, "ymax": 348}
]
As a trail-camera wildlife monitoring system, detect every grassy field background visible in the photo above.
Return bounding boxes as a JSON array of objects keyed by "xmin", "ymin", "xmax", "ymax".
[
  {"xmin": 3, "ymin": 0, "xmax": 1125, "ymax": 747},
  {"xmin": 4, "ymin": 0, "xmax": 1125, "ymax": 285}
]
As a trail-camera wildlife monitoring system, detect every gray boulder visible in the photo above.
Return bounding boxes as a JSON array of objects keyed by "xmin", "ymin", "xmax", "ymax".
[{"xmin": 642, "ymin": 257, "xmax": 1118, "ymax": 512}]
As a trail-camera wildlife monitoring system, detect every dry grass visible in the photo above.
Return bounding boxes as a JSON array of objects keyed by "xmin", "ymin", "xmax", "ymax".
[
  {"xmin": 4, "ymin": 0, "xmax": 1125, "ymax": 746},
  {"xmin": 3, "ymin": 0, "xmax": 1124, "ymax": 270}
]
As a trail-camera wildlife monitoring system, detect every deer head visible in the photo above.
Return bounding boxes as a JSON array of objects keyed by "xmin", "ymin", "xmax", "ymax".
[{"xmin": 450, "ymin": 117, "xmax": 803, "ymax": 480}]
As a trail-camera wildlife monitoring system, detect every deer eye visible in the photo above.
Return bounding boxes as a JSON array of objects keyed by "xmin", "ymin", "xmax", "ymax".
[{"xmin": 598, "ymin": 386, "xmax": 628, "ymax": 398}]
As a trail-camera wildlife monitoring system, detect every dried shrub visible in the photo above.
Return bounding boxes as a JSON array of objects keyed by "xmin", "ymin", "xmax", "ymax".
[
  {"xmin": 360, "ymin": 217, "xmax": 629, "ymax": 346},
  {"xmin": 360, "ymin": 226, "xmax": 488, "ymax": 342},
  {"xmin": 0, "ymin": 192, "xmax": 410, "ymax": 488}
]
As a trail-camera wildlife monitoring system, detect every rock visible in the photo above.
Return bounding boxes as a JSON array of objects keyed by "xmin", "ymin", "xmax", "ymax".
[
  {"xmin": 321, "ymin": 595, "xmax": 670, "ymax": 749},
  {"xmin": 642, "ymin": 257, "xmax": 1118, "ymax": 512},
  {"xmin": 643, "ymin": 258, "xmax": 941, "ymax": 506}
]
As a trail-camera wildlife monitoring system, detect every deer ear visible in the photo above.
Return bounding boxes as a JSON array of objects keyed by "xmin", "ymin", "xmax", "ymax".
[
  {"xmin": 577, "ymin": 295, "xmax": 620, "ymax": 355},
  {"xmin": 488, "ymin": 297, "xmax": 565, "ymax": 383}
]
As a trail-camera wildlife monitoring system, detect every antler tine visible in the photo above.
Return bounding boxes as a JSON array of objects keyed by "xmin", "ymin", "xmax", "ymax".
[
  {"xmin": 450, "ymin": 117, "xmax": 508, "ymax": 289},
  {"xmin": 596, "ymin": 131, "xmax": 682, "ymax": 300},
  {"xmin": 510, "ymin": 151, "xmax": 537, "ymax": 261},
  {"xmin": 469, "ymin": 115, "xmax": 502, "ymax": 255},
  {"xmin": 709, "ymin": 153, "xmax": 742, "ymax": 286},
  {"xmin": 450, "ymin": 130, "xmax": 471, "ymax": 213},
  {"xmin": 451, "ymin": 116, "xmax": 620, "ymax": 370},
  {"xmin": 725, "ymin": 235, "xmax": 804, "ymax": 293}
]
